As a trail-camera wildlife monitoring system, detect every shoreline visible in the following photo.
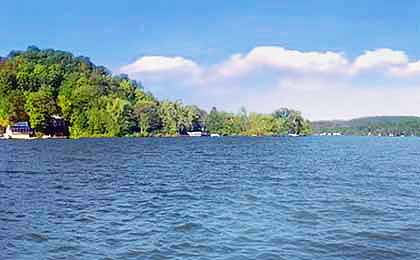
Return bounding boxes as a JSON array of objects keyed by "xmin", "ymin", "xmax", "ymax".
[{"xmin": 0, "ymin": 134, "xmax": 416, "ymax": 140}]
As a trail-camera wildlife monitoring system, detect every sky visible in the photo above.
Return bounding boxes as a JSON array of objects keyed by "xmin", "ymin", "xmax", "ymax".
[{"xmin": 2, "ymin": 0, "xmax": 420, "ymax": 120}]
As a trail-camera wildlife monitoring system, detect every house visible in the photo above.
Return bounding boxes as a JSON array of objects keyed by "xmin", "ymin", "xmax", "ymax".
[
  {"xmin": 43, "ymin": 116, "xmax": 69, "ymax": 138},
  {"xmin": 4, "ymin": 122, "xmax": 35, "ymax": 139}
]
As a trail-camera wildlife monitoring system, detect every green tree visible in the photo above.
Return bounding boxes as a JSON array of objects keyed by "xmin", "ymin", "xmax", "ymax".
[
  {"xmin": 25, "ymin": 86, "xmax": 57, "ymax": 132},
  {"xmin": 7, "ymin": 90, "xmax": 28, "ymax": 123},
  {"xmin": 159, "ymin": 100, "xmax": 180, "ymax": 135},
  {"xmin": 273, "ymin": 108, "xmax": 312, "ymax": 135},
  {"xmin": 103, "ymin": 97, "xmax": 134, "ymax": 136},
  {"xmin": 0, "ymin": 46, "xmax": 314, "ymax": 138},
  {"xmin": 246, "ymin": 113, "xmax": 286, "ymax": 136},
  {"xmin": 133, "ymin": 100, "xmax": 161, "ymax": 136},
  {"xmin": 206, "ymin": 107, "xmax": 225, "ymax": 134},
  {"xmin": 178, "ymin": 105, "xmax": 202, "ymax": 134}
]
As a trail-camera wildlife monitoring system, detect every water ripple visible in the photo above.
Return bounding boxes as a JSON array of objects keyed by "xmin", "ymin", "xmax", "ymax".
[{"xmin": 1, "ymin": 137, "xmax": 420, "ymax": 259}]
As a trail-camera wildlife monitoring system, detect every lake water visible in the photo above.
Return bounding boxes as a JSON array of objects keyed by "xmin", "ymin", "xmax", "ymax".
[{"xmin": 1, "ymin": 136, "xmax": 420, "ymax": 260}]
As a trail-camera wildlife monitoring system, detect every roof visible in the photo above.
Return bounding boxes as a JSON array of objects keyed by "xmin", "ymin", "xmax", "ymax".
[
  {"xmin": 51, "ymin": 115, "xmax": 64, "ymax": 120},
  {"xmin": 9, "ymin": 122, "xmax": 34, "ymax": 133},
  {"xmin": 13, "ymin": 122, "xmax": 30, "ymax": 127}
]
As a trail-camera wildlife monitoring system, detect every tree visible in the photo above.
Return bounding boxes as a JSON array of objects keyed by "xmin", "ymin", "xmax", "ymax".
[
  {"xmin": 133, "ymin": 100, "xmax": 161, "ymax": 136},
  {"xmin": 159, "ymin": 101, "xmax": 180, "ymax": 135},
  {"xmin": 177, "ymin": 105, "xmax": 202, "ymax": 134},
  {"xmin": 104, "ymin": 97, "xmax": 134, "ymax": 136},
  {"xmin": 246, "ymin": 113, "xmax": 287, "ymax": 136},
  {"xmin": 7, "ymin": 90, "xmax": 28, "ymax": 123},
  {"xmin": 0, "ymin": 46, "xmax": 313, "ymax": 137},
  {"xmin": 25, "ymin": 86, "xmax": 57, "ymax": 132},
  {"xmin": 273, "ymin": 108, "xmax": 312, "ymax": 135},
  {"xmin": 206, "ymin": 107, "xmax": 225, "ymax": 134},
  {"xmin": 221, "ymin": 113, "xmax": 243, "ymax": 136},
  {"xmin": 0, "ymin": 94, "xmax": 9, "ymax": 127}
]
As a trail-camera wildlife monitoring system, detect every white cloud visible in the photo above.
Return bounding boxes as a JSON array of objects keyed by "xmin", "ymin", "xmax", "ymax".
[
  {"xmin": 245, "ymin": 78, "xmax": 420, "ymax": 120},
  {"xmin": 214, "ymin": 47, "xmax": 349, "ymax": 77},
  {"xmin": 119, "ymin": 46, "xmax": 420, "ymax": 120},
  {"xmin": 351, "ymin": 48, "xmax": 408, "ymax": 73},
  {"xmin": 390, "ymin": 61, "xmax": 420, "ymax": 77},
  {"xmin": 120, "ymin": 56, "xmax": 200, "ymax": 76},
  {"xmin": 120, "ymin": 47, "xmax": 420, "ymax": 80}
]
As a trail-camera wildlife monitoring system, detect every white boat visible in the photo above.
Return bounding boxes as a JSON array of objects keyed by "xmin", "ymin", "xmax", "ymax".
[
  {"xmin": 210, "ymin": 133, "xmax": 220, "ymax": 137},
  {"xmin": 288, "ymin": 133, "xmax": 299, "ymax": 137},
  {"xmin": 4, "ymin": 122, "xmax": 35, "ymax": 139},
  {"xmin": 187, "ymin": 131, "xmax": 209, "ymax": 137}
]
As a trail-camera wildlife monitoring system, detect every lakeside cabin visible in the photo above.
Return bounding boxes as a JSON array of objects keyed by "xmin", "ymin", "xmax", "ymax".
[
  {"xmin": 4, "ymin": 122, "xmax": 35, "ymax": 139},
  {"xmin": 44, "ymin": 116, "xmax": 69, "ymax": 138},
  {"xmin": 2, "ymin": 117, "xmax": 69, "ymax": 140}
]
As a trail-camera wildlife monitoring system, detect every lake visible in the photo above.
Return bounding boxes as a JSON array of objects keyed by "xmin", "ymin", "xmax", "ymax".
[{"xmin": 1, "ymin": 136, "xmax": 420, "ymax": 259}]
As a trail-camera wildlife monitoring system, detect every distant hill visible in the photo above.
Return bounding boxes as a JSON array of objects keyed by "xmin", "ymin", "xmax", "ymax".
[{"xmin": 312, "ymin": 116, "xmax": 420, "ymax": 136}]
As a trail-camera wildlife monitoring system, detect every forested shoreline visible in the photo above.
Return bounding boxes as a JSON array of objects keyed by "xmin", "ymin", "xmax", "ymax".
[
  {"xmin": 313, "ymin": 116, "xmax": 420, "ymax": 136},
  {"xmin": 0, "ymin": 46, "xmax": 312, "ymax": 138}
]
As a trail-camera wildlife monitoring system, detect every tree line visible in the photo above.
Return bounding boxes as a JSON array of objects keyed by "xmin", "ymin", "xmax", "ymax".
[
  {"xmin": 0, "ymin": 46, "xmax": 312, "ymax": 137},
  {"xmin": 313, "ymin": 116, "xmax": 420, "ymax": 136}
]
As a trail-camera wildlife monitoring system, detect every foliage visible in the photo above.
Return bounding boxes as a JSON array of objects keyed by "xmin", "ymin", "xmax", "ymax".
[
  {"xmin": 133, "ymin": 100, "xmax": 161, "ymax": 136},
  {"xmin": 245, "ymin": 113, "xmax": 287, "ymax": 136},
  {"xmin": 272, "ymin": 108, "xmax": 312, "ymax": 135},
  {"xmin": 0, "ymin": 46, "xmax": 312, "ymax": 137},
  {"xmin": 25, "ymin": 85, "xmax": 57, "ymax": 132},
  {"xmin": 313, "ymin": 116, "xmax": 420, "ymax": 136}
]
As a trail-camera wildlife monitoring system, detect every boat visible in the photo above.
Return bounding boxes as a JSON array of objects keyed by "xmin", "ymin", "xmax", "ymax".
[
  {"xmin": 4, "ymin": 122, "xmax": 35, "ymax": 139},
  {"xmin": 210, "ymin": 133, "xmax": 220, "ymax": 137},
  {"xmin": 186, "ymin": 131, "xmax": 209, "ymax": 137},
  {"xmin": 288, "ymin": 133, "xmax": 299, "ymax": 137}
]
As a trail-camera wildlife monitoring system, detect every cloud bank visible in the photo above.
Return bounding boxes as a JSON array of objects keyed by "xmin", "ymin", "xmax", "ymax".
[{"xmin": 120, "ymin": 46, "xmax": 420, "ymax": 120}]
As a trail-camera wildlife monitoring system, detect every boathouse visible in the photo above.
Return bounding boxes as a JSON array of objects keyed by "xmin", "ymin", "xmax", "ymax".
[
  {"xmin": 5, "ymin": 122, "xmax": 35, "ymax": 139},
  {"xmin": 44, "ymin": 116, "xmax": 69, "ymax": 138}
]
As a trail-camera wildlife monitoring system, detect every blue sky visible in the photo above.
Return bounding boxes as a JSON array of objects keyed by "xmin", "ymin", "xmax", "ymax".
[{"xmin": 2, "ymin": 1, "xmax": 420, "ymax": 119}]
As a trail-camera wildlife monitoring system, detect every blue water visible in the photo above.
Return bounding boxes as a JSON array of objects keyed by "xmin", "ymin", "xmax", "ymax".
[{"xmin": 1, "ymin": 136, "xmax": 420, "ymax": 259}]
